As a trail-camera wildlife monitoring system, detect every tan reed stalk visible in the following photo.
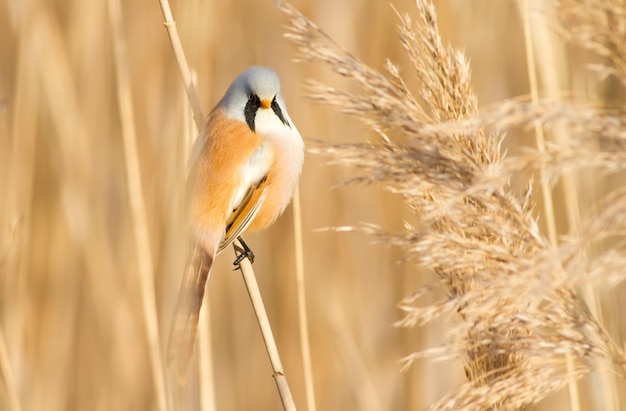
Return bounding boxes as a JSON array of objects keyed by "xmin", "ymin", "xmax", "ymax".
[
  {"xmin": 529, "ymin": 2, "xmax": 581, "ymax": 232},
  {"xmin": 553, "ymin": 2, "xmax": 626, "ymax": 409},
  {"xmin": 0, "ymin": 327, "xmax": 22, "ymax": 411},
  {"xmin": 517, "ymin": 2, "xmax": 581, "ymax": 410},
  {"xmin": 233, "ymin": 239, "xmax": 297, "ymax": 411},
  {"xmin": 107, "ymin": 1, "xmax": 169, "ymax": 410},
  {"xmin": 187, "ymin": 71, "xmax": 218, "ymax": 411},
  {"xmin": 0, "ymin": 18, "xmax": 39, "ymax": 411},
  {"xmin": 157, "ymin": 0, "xmax": 205, "ymax": 129},
  {"xmin": 518, "ymin": 0, "xmax": 558, "ymax": 247},
  {"xmin": 0, "ymin": 221, "xmax": 22, "ymax": 411},
  {"xmin": 198, "ymin": 298, "xmax": 216, "ymax": 411},
  {"xmin": 292, "ymin": 185, "xmax": 317, "ymax": 411},
  {"xmin": 157, "ymin": 1, "xmax": 298, "ymax": 408}
]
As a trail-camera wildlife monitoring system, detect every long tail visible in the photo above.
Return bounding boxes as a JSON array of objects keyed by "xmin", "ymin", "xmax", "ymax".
[{"xmin": 166, "ymin": 245, "xmax": 214, "ymax": 384}]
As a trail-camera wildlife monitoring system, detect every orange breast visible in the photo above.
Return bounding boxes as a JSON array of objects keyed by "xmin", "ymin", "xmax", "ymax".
[
  {"xmin": 188, "ymin": 108, "xmax": 299, "ymax": 248},
  {"xmin": 188, "ymin": 109, "xmax": 262, "ymax": 233}
]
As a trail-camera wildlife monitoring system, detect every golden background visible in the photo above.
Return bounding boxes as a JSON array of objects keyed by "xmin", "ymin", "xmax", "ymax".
[{"xmin": 1, "ymin": 0, "xmax": 624, "ymax": 410}]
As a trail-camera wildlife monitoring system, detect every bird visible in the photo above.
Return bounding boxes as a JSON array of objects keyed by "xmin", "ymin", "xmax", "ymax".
[{"xmin": 166, "ymin": 66, "xmax": 304, "ymax": 383}]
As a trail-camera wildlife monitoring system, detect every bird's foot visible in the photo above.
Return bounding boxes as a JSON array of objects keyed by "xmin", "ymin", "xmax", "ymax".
[{"xmin": 233, "ymin": 236, "xmax": 255, "ymax": 269}]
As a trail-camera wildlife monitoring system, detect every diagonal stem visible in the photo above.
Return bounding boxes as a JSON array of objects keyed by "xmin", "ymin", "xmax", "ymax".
[
  {"xmin": 234, "ymin": 239, "xmax": 297, "ymax": 411},
  {"xmin": 156, "ymin": 0, "xmax": 205, "ymax": 130}
]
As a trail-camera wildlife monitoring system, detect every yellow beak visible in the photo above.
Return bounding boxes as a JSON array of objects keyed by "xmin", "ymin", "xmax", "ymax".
[{"xmin": 260, "ymin": 99, "xmax": 271, "ymax": 109}]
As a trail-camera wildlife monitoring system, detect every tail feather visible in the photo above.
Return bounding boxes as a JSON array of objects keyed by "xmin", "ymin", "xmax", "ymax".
[{"xmin": 166, "ymin": 245, "xmax": 214, "ymax": 384}]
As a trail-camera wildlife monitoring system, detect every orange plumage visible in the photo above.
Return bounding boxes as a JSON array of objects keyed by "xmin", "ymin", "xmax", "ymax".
[{"xmin": 167, "ymin": 66, "xmax": 304, "ymax": 383}]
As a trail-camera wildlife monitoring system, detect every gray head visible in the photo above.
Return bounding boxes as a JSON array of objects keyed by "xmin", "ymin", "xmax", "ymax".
[{"xmin": 220, "ymin": 66, "xmax": 291, "ymax": 132}]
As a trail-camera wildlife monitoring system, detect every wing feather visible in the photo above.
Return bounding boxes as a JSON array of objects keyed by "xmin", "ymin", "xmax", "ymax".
[
  {"xmin": 218, "ymin": 178, "xmax": 269, "ymax": 253},
  {"xmin": 168, "ymin": 110, "xmax": 272, "ymax": 382}
]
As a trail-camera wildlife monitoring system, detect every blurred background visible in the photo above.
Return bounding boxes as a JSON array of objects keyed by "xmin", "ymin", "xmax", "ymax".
[{"xmin": 0, "ymin": 0, "xmax": 623, "ymax": 410}]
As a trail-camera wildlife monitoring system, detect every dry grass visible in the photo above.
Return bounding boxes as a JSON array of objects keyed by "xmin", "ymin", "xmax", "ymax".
[
  {"xmin": 280, "ymin": 0, "xmax": 626, "ymax": 409},
  {"xmin": 556, "ymin": 0, "xmax": 626, "ymax": 86},
  {"xmin": 1, "ymin": 0, "xmax": 626, "ymax": 410}
]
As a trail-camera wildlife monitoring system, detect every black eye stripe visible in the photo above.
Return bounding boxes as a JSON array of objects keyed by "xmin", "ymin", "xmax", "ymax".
[
  {"xmin": 244, "ymin": 93, "xmax": 260, "ymax": 132},
  {"xmin": 243, "ymin": 93, "xmax": 290, "ymax": 132},
  {"xmin": 271, "ymin": 97, "xmax": 290, "ymax": 128}
]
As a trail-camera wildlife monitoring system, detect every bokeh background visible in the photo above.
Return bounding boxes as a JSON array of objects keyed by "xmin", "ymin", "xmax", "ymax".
[{"xmin": 1, "ymin": 0, "xmax": 624, "ymax": 410}]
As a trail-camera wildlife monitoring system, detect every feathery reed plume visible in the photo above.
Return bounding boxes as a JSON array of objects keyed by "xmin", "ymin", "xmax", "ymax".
[
  {"xmin": 279, "ymin": 0, "xmax": 626, "ymax": 409},
  {"xmin": 556, "ymin": 0, "xmax": 626, "ymax": 85}
]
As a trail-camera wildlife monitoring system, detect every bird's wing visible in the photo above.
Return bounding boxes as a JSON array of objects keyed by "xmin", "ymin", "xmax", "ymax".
[
  {"xmin": 167, "ymin": 173, "xmax": 269, "ymax": 384},
  {"xmin": 167, "ymin": 110, "xmax": 271, "ymax": 383},
  {"xmin": 166, "ymin": 244, "xmax": 214, "ymax": 384},
  {"xmin": 218, "ymin": 176, "xmax": 269, "ymax": 253}
]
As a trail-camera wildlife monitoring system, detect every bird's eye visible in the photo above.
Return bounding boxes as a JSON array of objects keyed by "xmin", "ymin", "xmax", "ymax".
[{"xmin": 248, "ymin": 94, "xmax": 255, "ymax": 101}]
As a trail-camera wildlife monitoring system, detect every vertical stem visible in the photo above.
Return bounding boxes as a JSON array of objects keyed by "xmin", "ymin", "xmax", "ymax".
[
  {"xmin": 186, "ymin": 73, "xmax": 218, "ymax": 411},
  {"xmin": 518, "ymin": 2, "xmax": 580, "ymax": 410},
  {"xmin": 108, "ymin": 1, "xmax": 169, "ymax": 410},
  {"xmin": 0, "ymin": 327, "xmax": 22, "ymax": 411},
  {"xmin": 519, "ymin": 0, "xmax": 557, "ymax": 247},
  {"xmin": 198, "ymin": 300, "xmax": 216, "ymax": 411},
  {"xmin": 292, "ymin": 186, "xmax": 317, "ymax": 411}
]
